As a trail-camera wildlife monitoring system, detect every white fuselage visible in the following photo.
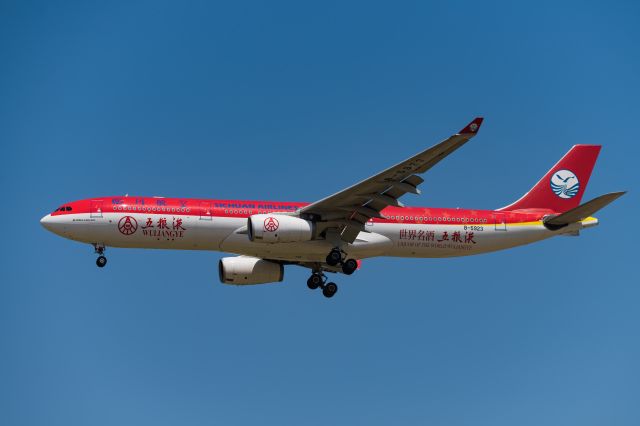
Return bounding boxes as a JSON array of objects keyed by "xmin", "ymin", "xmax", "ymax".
[{"xmin": 40, "ymin": 210, "xmax": 596, "ymax": 262}]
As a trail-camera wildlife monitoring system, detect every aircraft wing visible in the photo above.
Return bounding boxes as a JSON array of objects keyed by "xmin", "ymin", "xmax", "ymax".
[{"xmin": 297, "ymin": 117, "xmax": 484, "ymax": 243}]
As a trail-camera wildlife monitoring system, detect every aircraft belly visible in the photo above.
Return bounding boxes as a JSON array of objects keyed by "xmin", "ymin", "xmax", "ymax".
[{"xmin": 220, "ymin": 228, "xmax": 393, "ymax": 262}]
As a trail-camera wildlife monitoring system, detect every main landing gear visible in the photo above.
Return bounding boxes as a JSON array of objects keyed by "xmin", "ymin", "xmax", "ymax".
[
  {"xmin": 325, "ymin": 249, "xmax": 358, "ymax": 275},
  {"xmin": 307, "ymin": 249, "xmax": 358, "ymax": 299},
  {"xmin": 93, "ymin": 244, "xmax": 107, "ymax": 268},
  {"xmin": 307, "ymin": 272, "xmax": 338, "ymax": 298}
]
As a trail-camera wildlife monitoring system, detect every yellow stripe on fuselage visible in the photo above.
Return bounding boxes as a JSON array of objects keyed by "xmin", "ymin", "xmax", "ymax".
[
  {"xmin": 501, "ymin": 216, "xmax": 597, "ymax": 227},
  {"xmin": 481, "ymin": 216, "xmax": 598, "ymax": 228}
]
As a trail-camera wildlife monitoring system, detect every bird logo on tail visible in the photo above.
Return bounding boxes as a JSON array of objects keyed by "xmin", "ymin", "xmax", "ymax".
[{"xmin": 550, "ymin": 169, "xmax": 580, "ymax": 199}]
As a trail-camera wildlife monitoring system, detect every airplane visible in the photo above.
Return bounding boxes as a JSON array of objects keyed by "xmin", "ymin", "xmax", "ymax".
[{"xmin": 40, "ymin": 118, "xmax": 625, "ymax": 298}]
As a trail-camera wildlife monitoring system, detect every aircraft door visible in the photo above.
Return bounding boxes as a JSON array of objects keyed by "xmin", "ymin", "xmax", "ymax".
[
  {"xmin": 90, "ymin": 200, "xmax": 104, "ymax": 218},
  {"xmin": 200, "ymin": 202, "xmax": 212, "ymax": 220},
  {"xmin": 494, "ymin": 212, "xmax": 507, "ymax": 231}
]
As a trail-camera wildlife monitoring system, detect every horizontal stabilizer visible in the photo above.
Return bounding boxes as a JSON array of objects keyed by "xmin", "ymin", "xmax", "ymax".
[{"xmin": 544, "ymin": 191, "xmax": 626, "ymax": 229}]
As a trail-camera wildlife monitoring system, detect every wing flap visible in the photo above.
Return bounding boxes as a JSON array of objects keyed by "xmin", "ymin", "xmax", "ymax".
[{"xmin": 402, "ymin": 174, "xmax": 425, "ymax": 187}]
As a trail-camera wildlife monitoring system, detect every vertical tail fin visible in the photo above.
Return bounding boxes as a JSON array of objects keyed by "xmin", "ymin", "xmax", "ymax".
[{"xmin": 498, "ymin": 145, "xmax": 601, "ymax": 213}]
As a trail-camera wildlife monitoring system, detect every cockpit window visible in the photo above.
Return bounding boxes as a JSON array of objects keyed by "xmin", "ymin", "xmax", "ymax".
[{"xmin": 65, "ymin": 206, "xmax": 72, "ymax": 211}]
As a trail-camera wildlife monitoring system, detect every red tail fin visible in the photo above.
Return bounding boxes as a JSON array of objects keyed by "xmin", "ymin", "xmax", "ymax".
[{"xmin": 499, "ymin": 145, "xmax": 601, "ymax": 213}]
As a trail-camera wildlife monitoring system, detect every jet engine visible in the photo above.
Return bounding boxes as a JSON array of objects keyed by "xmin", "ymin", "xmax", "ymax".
[
  {"xmin": 247, "ymin": 214, "xmax": 314, "ymax": 243},
  {"xmin": 218, "ymin": 256, "xmax": 284, "ymax": 285}
]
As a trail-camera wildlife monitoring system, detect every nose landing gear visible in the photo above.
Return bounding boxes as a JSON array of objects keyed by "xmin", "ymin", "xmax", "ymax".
[{"xmin": 93, "ymin": 244, "xmax": 107, "ymax": 268}]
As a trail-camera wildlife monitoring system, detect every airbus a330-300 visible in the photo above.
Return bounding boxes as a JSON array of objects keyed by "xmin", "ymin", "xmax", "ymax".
[{"xmin": 41, "ymin": 118, "xmax": 625, "ymax": 298}]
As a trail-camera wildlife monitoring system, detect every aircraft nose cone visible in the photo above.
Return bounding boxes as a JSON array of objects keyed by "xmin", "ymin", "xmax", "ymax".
[
  {"xmin": 41, "ymin": 214, "xmax": 69, "ymax": 237},
  {"xmin": 40, "ymin": 214, "xmax": 54, "ymax": 231}
]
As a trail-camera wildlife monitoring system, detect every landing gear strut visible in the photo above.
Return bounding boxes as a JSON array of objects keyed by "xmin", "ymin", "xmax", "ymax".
[
  {"xmin": 93, "ymin": 244, "xmax": 107, "ymax": 268},
  {"xmin": 306, "ymin": 271, "xmax": 338, "ymax": 298},
  {"xmin": 308, "ymin": 249, "xmax": 358, "ymax": 298}
]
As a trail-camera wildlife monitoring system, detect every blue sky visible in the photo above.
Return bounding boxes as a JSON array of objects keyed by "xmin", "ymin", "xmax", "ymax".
[{"xmin": 1, "ymin": 1, "xmax": 639, "ymax": 425}]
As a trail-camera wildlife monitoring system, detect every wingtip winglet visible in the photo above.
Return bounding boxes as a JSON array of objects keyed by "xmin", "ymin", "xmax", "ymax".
[{"xmin": 459, "ymin": 117, "xmax": 484, "ymax": 135}]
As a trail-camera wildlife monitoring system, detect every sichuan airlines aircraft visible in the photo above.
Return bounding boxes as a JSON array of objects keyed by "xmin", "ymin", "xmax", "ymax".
[{"xmin": 41, "ymin": 118, "xmax": 624, "ymax": 298}]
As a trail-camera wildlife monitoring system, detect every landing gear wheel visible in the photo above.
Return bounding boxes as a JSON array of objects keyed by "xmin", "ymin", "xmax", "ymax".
[
  {"xmin": 341, "ymin": 259, "xmax": 358, "ymax": 275},
  {"xmin": 322, "ymin": 282, "xmax": 338, "ymax": 298},
  {"xmin": 307, "ymin": 273, "xmax": 323, "ymax": 290},
  {"xmin": 96, "ymin": 256, "xmax": 107, "ymax": 268},
  {"xmin": 326, "ymin": 249, "xmax": 342, "ymax": 266}
]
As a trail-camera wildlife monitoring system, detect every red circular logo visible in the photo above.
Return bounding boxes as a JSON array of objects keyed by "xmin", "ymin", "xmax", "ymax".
[
  {"xmin": 263, "ymin": 217, "xmax": 279, "ymax": 232},
  {"xmin": 118, "ymin": 216, "xmax": 138, "ymax": 235}
]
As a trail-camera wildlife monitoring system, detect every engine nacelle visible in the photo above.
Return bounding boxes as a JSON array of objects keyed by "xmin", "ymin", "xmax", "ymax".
[
  {"xmin": 247, "ymin": 214, "xmax": 314, "ymax": 243},
  {"xmin": 218, "ymin": 256, "xmax": 284, "ymax": 285}
]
